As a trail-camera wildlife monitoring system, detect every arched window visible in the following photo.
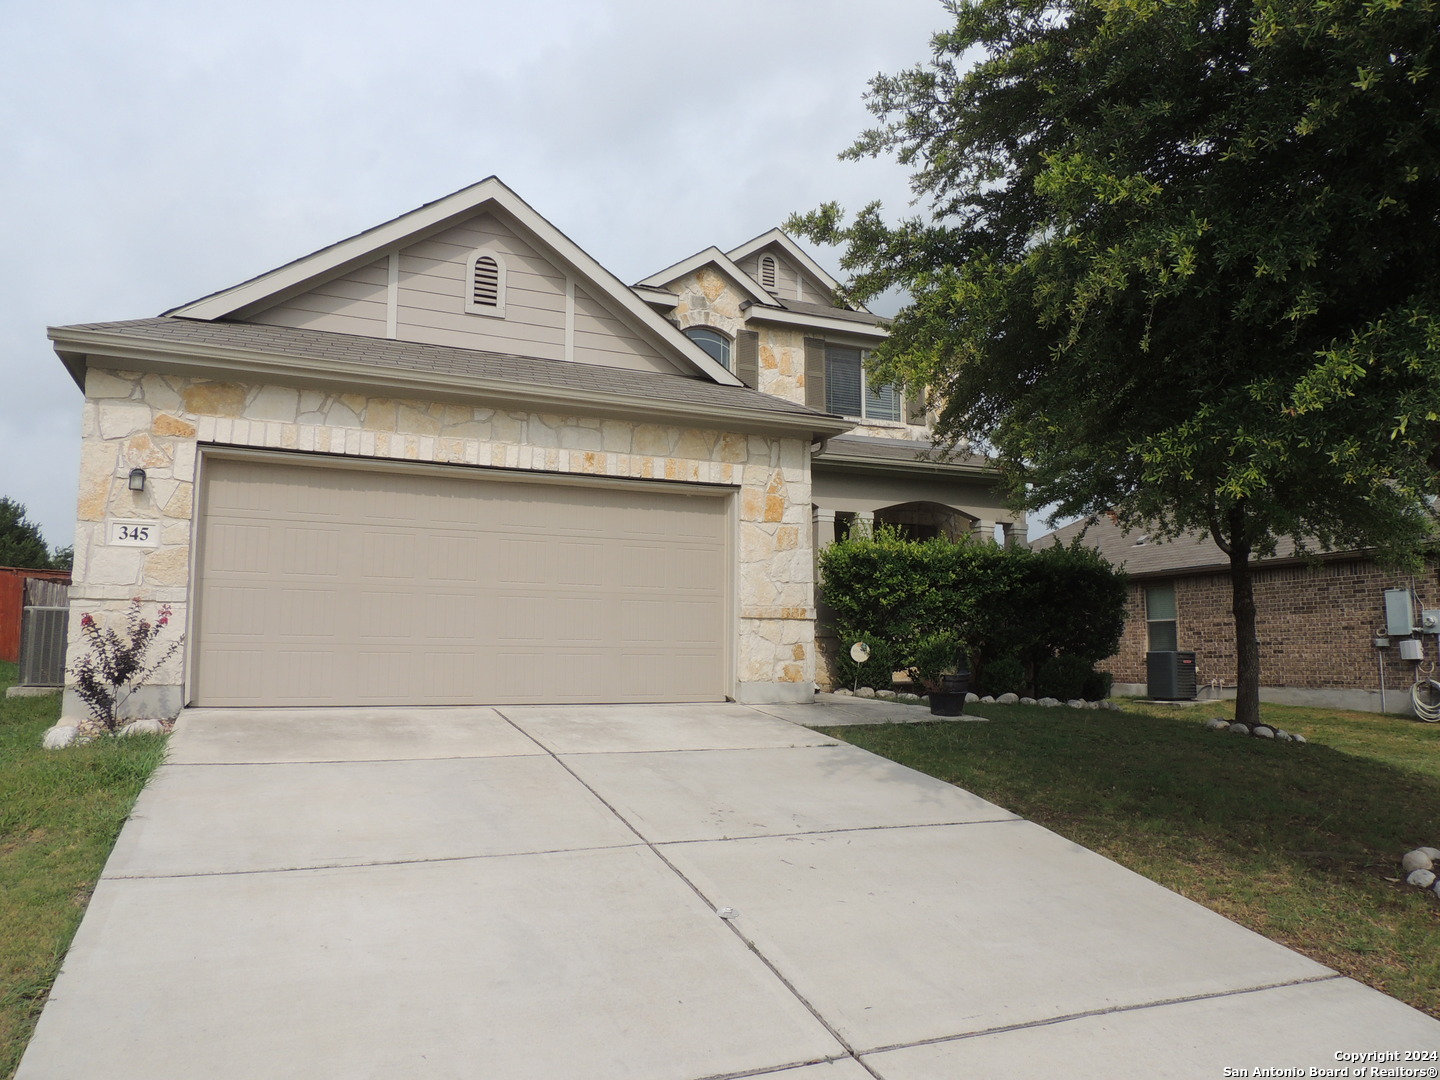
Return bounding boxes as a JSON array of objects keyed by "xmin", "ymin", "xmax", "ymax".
[
  {"xmin": 683, "ymin": 326, "xmax": 732, "ymax": 369},
  {"xmin": 465, "ymin": 250, "xmax": 507, "ymax": 317},
  {"xmin": 759, "ymin": 254, "xmax": 778, "ymax": 292}
]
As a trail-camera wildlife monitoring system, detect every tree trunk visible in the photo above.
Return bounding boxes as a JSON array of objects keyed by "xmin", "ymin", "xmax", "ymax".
[{"xmin": 1225, "ymin": 506, "xmax": 1260, "ymax": 727}]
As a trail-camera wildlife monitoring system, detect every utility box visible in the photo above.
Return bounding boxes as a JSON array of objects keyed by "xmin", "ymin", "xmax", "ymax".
[
  {"xmin": 1400, "ymin": 638, "xmax": 1425, "ymax": 662},
  {"xmin": 1147, "ymin": 651, "xmax": 1197, "ymax": 700},
  {"xmin": 1385, "ymin": 588, "xmax": 1415, "ymax": 636},
  {"xmin": 17, "ymin": 606, "xmax": 69, "ymax": 687}
]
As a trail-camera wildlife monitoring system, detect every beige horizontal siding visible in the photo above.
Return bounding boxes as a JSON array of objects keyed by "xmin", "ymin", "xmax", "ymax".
[
  {"xmin": 573, "ymin": 285, "xmax": 680, "ymax": 374},
  {"xmin": 249, "ymin": 257, "xmax": 388, "ymax": 335}
]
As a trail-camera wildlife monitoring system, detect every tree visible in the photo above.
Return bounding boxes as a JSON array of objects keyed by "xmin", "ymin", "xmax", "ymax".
[
  {"xmin": 791, "ymin": 0, "xmax": 1440, "ymax": 726},
  {"xmin": 0, "ymin": 497, "xmax": 55, "ymax": 570}
]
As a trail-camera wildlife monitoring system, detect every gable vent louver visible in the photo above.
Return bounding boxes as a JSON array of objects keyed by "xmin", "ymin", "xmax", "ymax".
[
  {"xmin": 760, "ymin": 255, "xmax": 777, "ymax": 292},
  {"xmin": 473, "ymin": 256, "xmax": 501, "ymax": 308}
]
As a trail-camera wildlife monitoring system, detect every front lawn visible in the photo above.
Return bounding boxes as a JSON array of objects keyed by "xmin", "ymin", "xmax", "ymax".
[
  {"xmin": 0, "ymin": 663, "xmax": 166, "ymax": 1080},
  {"xmin": 818, "ymin": 699, "xmax": 1440, "ymax": 1019}
]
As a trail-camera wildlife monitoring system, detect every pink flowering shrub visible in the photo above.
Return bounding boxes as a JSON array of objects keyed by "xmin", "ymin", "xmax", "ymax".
[{"xmin": 71, "ymin": 598, "xmax": 183, "ymax": 731}]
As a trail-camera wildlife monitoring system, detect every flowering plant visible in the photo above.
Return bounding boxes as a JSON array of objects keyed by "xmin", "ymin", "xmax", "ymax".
[{"xmin": 71, "ymin": 598, "xmax": 183, "ymax": 731}]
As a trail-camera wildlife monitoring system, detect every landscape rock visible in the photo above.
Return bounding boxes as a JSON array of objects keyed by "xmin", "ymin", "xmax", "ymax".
[
  {"xmin": 1402, "ymin": 849, "xmax": 1435, "ymax": 874},
  {"xmin": 980, "ymin": 695, "xmax": 996, "ymax": 704},
  {"xmin": 41, "ymin": 725, "xmax": 79, "ymax": 749},
  {"xmin": 832, "ymin": 688, "xmax": 853, "ymax": 697},
  {"xmin": 1066, "ymin": 699, "xmax": 1086, "ymax": 709},
  {"xmin": 1229, "ymin": 723, "xmax": 1251, "ymax": 736},
  {"xmin": 875, "ymin": 689, "xmax": 897, "ymax": 699},
  {"xmin": 1418, "ymin": 847, "xmax": 1440, "ymax": 861},
  {"xmin": 120, "ymin": 718, "xmax": 166, "ymax": 736},
  {"xmin": 1406, "ymin": 868, "xmax": 1437, "ymax": 889},
  {"xmin": 1204, "ymin": 718, "xmax": 1230, "ymax": 731},
  {"xmin": 856, "ymin": 687, "xmax": 876, "ymax": 699},
  {"xmin": 1292, "ymin": 733, "xmax": 1307, "ymax": 744},
  {"xmin": 1020, "ymin": 697, "xmax": 1037, "ymax": 706},
  {"xmin": 897, "ymin": 693, "xmax": 921, "ymax": 703},
  {"xmin": 997, "ymin": 693, "xmax": 1019, "ymax": 705},
  {"xmin": 965, "ymin": 693, "xmax": 980, "ymax": 703},
  {"xmin": 1038, "ymin": 697, "xmax": 1060, "ymax": 707},
  {"xmin": 1276, "ymin": 732, "xmax": 1294, "ymax": 742},
  {"xmin": 1253, "ymin": 725, "xmax": 1275, "ymax": 739},
  {"xmin": 1085, "ymin": 700, "xmax": 1100, "ymax": 709}
]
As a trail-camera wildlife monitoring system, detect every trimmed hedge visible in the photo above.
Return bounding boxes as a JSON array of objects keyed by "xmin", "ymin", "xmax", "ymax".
[{"xmin": 818, "ymin": 528, "xmax": 1127, "ymax": 696}]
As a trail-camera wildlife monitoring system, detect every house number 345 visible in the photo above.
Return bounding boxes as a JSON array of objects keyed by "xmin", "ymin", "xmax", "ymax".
[{"xmin": 108, "ymin": 520, "xmax": 159, "ymax": 547}]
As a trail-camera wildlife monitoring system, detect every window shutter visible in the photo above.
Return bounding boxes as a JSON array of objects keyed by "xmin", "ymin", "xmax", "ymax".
[
  {"xmin": 735, "ymin": 330, "xmax": 760, "ymax": 386},
  {"xmin": 804, "ymin": 338, "xmax": 827, "ymax": 410},
  {"xmin": 907, "ymin": 385, "xmax": 928, "ymax": 425}
]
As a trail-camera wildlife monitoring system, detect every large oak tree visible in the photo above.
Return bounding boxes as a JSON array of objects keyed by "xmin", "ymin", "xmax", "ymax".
[{"xmin": 793, "ymin": 0, "xmax": 1440, "ymax": 724}]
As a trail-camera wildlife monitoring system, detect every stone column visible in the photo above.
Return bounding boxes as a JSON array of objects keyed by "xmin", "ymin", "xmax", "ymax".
[
  {"xmin": 1004, "ymin": 521, "xmax": 1030, "ymax": 548},
  {"xmin": 851, "ymin": 511, "xmax": 875, "ymax": 540},
  {"xmin": 971, "ymin": 517, "xmax": 996, "ymax": 543}
]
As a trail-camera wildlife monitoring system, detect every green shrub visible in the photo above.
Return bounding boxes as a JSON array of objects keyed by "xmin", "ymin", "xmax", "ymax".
[
  {"xmin": 832, "ymin": 632, "xmax": 900, "ymax": 691},
  {"xmin": 1082, "ymin": 667, "xmax": 1114, "ymax": 701},
  {"xmin": 979, "ymin": 653, "xmax": 1028, "ymax": 696},
  {"xmin": 1035, "ymin": 654, "xmax": 1096, "ymax": 701},
  {"xmin": 818, "ymin": 526, "xmax": 1128, "ymax": 684},
  {"xmin": 908, "ymin": 632, "xmax": 968, "ymax": 693}
]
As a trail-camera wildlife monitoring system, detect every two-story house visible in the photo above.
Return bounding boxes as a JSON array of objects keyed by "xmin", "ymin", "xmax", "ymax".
[{"xmin": 46, "ymin": 177, "xmax": 1019, "ymax": 725}]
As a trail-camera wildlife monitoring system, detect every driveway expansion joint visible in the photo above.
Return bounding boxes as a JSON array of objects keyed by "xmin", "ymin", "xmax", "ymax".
[
  {"xmin": 494, "ymin": 707, "xmax": 886, "ymax": 1080},
  {"xmin": 654, "ymin": 816, "xmax": 1024, "ymax": 846},
  {"xmin": 855, "ymin": 973, "xmax": 1349, "ymax": 1058}
]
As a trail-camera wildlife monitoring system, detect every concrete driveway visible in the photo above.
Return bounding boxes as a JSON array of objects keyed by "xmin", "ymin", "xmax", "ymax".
[{"xmin": 18, "ymin": 699, "xmax": 1440, "ymax": 1079}]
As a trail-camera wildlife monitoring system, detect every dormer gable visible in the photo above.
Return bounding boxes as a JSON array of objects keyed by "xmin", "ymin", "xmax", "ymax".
[{"xmin": 165, "ymin": 178, "xmax": 740, "ymax": 386}]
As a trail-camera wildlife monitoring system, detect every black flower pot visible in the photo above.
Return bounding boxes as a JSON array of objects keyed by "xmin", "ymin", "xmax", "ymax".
[{"xmin": 928, "ymin": 691, "xmax": 967, "ymax": 717}]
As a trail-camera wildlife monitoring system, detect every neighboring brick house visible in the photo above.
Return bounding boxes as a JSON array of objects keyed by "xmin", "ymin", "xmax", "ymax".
[
  {"xmin": 1046, "ymin": 515, "xmax": 1440, "ymax": 715},
  {"xmin": 47, "ymin": 178, "xmax": 1017, "ymax": 723}
]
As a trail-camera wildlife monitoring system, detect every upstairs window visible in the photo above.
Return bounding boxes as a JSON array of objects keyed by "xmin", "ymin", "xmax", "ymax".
[
  {"xmin": 683, "ymin": 326, "xmax": 732, "ymax": 369},
  {"xmin": 465, "ymin": 250, "xmax": 507, "ymax": 317},
  {"xmin": 824, "ymin": 344, "xmax": 901, "ymax": 421},
  {"xmin": 759, "ymin": 254, "xmax": 778, "ymax": 292}
]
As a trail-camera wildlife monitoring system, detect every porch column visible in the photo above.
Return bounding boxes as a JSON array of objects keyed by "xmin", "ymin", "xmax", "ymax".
[
  {"xmin": 812, "ymin": 507, "xmax": 837, "ymax": 553},
  {"xmin": 852, "ymin": 511, "xmax": 875, "ymax": 539},
  {"xmin": 971, "ymin": 517, "xmax": 996, "ymax": 543}
]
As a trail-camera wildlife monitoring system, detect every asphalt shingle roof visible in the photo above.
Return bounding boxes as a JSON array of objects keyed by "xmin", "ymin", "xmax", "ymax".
[
  {"xmin": 1042, "ymin": 515, "xmax": 1306, "ymax": 575},
  {"xmin": 53, "ymin": 317, "xmax": 836, "ymax": 422}
]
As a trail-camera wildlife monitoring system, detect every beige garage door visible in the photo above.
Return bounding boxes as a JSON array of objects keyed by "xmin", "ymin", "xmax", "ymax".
[{"xmin": 193, "ymin": 456, "xmax": 730, "ymax": 706}]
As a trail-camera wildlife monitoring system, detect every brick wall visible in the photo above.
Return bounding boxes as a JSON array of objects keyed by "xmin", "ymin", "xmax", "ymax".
[{"xmin": 1103, "ymin": 556, "xmax": 1440, "ymax": 694}]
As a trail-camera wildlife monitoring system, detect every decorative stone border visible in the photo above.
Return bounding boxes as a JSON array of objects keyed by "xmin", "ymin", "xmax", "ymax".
[
  {"xmin": 42, "ymin": 717, "xmax": 174, "ymax": 748},
  {"xmin": 832, "ymin": 688, "xmax": 1120, "ymax": 710},
  {"xmin": 1401, "ymin": 847, "xmax": 1440, "ymax": 899},
  {"xmin": 1202, "ymin": 717, "xmax": 1307, "ymax": 743}
]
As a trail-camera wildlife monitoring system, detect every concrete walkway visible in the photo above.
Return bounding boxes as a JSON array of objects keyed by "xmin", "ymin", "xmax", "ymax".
[{"xmin": 18, "ymin": 700, "xmax": 1440, "ymax": 1079}]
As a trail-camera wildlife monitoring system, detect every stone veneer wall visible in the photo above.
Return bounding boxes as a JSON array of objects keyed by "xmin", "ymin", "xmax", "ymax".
[
  {"xmin": 1102, "ymin": 558, "xmax": 1440, "ymax": 713},
  {"xmin": 61, "ymin": 366, "xmax": 816, "ymax": 723}
]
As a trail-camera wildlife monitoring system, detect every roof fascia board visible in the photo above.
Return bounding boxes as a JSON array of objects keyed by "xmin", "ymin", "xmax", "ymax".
[
  {"xmin": 741, "ymin": 306, "xmax": 889, "ymax": 339},
  {"xmin": 637, "ymin": 248, "xmax": 774, "ymax": 306},
  {"xmin": 50, "ymin": 327, "xmax": 847, "ymax": 440},
  {"xmin": 725, "ymin": 229, "xmax": 865, "ymax": 309},
  {"xmin": 165, "ymin": 178, "xmax": 743, "ymax": 387},
  {"xmin": 813, "ymin": 453, "xmax": 997, "ymax": 480}
]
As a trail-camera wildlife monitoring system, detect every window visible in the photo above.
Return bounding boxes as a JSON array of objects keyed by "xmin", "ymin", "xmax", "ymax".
[
  {"xmin": 1145, "ymin": 584, "xmax": 1178, "ymax": 652},
  {"xmin": 465, "ymin": 250, "xmax": 506, "ymax": 317},
  {"xmin": 824, "ymin": 344, "xmax": 902, "ymax": 421},
  {"xmin": 683, "ymin": 326, "xmax": 731, "ymax": 369}
]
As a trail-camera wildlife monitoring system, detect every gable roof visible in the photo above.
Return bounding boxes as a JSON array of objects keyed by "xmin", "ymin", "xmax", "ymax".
[
  {"xmin": 164, "ymin": 177, "xmax": 743, "ymax": 387},
  {"xmin": 49, "ymin": 317, "xmax": 852, "ymax": 439},
  {"xmin": 635, "ymin": 246, "xmax": 775, "ymax": 306},
  {"xmin": 726, "ymin": 228, "xmax": 871, "ymax": 314}
]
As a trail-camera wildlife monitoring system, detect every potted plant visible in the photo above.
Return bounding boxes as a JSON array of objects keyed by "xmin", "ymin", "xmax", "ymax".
[{"xmin": 909, "ymin": 632, "xmax": 970, "ymax": 717}]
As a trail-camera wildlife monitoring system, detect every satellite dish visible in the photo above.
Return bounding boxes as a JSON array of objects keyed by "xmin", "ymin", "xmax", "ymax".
[{"xmin": 850, "ymin": 642, "xmax": 871, "ymax": 663}]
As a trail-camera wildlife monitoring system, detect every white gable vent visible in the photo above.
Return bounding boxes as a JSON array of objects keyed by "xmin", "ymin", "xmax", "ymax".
[
  {"xmin": 759, "ymin": 254, "xmax": 778, "ymax": 292},
  {"xmin": 465, "ymin": 250, "xmax": 507, "ymax": 317}
]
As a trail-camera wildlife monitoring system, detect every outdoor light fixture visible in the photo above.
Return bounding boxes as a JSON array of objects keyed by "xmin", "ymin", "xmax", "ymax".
[{"xmin": 128, "ymin": 468, "xmax": 146, "ymax": 492}]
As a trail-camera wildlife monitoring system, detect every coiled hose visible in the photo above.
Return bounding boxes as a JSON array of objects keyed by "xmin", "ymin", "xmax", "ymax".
[{"xmin": 1411, "ymin": 676, "xmax": 1440, "ymax": 722}]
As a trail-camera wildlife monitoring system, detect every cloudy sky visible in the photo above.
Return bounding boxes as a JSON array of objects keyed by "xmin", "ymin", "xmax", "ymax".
[{"xmin": 3, "ymin": 0, "xmax": 966, "ymax": 552}]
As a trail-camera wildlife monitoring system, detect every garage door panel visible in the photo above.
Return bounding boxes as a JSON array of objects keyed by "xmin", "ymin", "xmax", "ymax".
[{"xmin": 196, "ymin": 457, "xmax": 730, "ymax": 706}]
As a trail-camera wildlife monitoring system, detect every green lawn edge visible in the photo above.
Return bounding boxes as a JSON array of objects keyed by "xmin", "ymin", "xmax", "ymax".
[{"xmin": 0, "ymin": 663, "xmax": 167, "ymax": 1079}]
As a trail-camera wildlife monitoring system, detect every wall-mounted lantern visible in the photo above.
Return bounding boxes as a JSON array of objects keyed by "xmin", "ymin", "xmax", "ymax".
[{"xmin": 128, "ymin": 468, "xmax": 147, "ymax": 492}]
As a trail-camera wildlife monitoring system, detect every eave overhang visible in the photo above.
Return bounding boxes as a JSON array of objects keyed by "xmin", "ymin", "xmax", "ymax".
[{"xmin": 51, "ymin": 326, "xmax": 854, "ymax": 442}]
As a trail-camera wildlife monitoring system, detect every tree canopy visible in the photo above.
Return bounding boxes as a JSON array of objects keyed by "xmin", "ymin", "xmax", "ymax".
[
  {"xmin": 0, "ymin": 497, "xmax": 58, "ymax": 570},
  {"xmin": 792, "ymin": 0, "xmax": 1440, "ymax": 723}
]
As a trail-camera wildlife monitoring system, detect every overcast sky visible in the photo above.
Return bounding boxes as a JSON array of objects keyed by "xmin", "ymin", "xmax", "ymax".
[{"xmin": 2, "ymin": 0, "xmax": 979, "ymax": 552}]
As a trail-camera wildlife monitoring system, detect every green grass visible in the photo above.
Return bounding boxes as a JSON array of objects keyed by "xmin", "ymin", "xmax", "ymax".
[
  {"xmin": 0, "ymin": 662, "xmax": 166, "ymax": 1080},
  {"xmin": 818, "ymin": 699, "xmax": 1440, "ymax": 1018}
]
